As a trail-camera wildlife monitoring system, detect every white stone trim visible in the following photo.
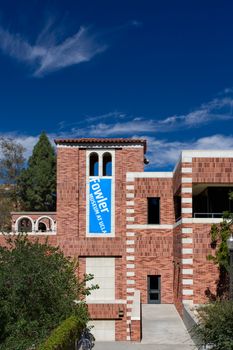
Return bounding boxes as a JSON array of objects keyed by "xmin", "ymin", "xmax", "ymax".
[
  {"xmin": 182, "ymin": 228, "xmax": 193, "ymax": 234},
  {"xmin": 126, "ymin": 256, "xmax": 135, "ymax": 261},
  {"xmin": 126, "ymin": 279, "xmax": 135, "ymax": 284},
  {"xmin": 127, "ymin": 264, "xmax": 135, "ymax": 269},
  {"xmin": 182, "ymin": 197, "xmax": 192, "ymax": 204},
  {"xmin": 182, "ymin": 150, "xmax": 233, "ymax": 159},
  {"xmin": 192, "ymin": 218, "xmax": 223, "ymax": 224},
  {"xmin": 127, "ymin": 172, "xmax": 173, "ymax": 181},
  {"xmin": 127, "ymin": 224, "xmax": 173, "ymax": 229},
  {"xmin": 35, "ymin": 215, "xmax": 56, "ymax": 232},
  {"xmin": 126, "ymin": 209, "xmax": 134, "ymax": 214},
  {"xmin": 181, "ymin": 187, "xmax": 192, "ymax": 194},
  {"xmin": 3, "ymin": 231, "xmax": 57, "ymax": 236},
  {"xmin": 181, "ymin": 167, "xmax": 192, "ymax": 173},
  {"xmin": 126, "ymin": 240, "xmax": 135, "ymax": 245},
  {"xmin": 126, "ymin": 232, "xmax": 135, "ymax": 237},
  {"xmin": 182, "ymin": 208, "xmax": 192, "ymax": 214},
  {"xmin": 182, "ymin": 177, "xmax": 192, "ymax": 183},
  {"xmin": 126, "ymin": 271, "xmax": 135, "ymax": 277},
  {"xmin": 182, "ymin": 269, "xmax": 193, "ymax": 275},
  {"xmin": 15, "ymin": 216, "xmax": 35, "ymax": 233},
  {"xmin": 86, "ymin": 299, "xmax": 126, "ymax": 304},
  {"xmin": 182, "ymin": 218, "xmax": 193, "ymax": 224},
  {"xmin": 182, "ymin": 289, "xmax": 193, "ymax": 295},
  {"xmin": 57, "ymin": 143, "xmax": 144, "ymax": 150},
  {"xmin": 182, "ymin": 248, "xmax": 193, "ymax": 254},
  {"xmin": 126, "ymin": 247, "xmax": 135, "ymax": 253},
  {"xmin": 126, "ymin": 201, "xmax": 134, "ymax": 206},
  {"xmin": 182, "ymin": 279, "xmax": 193, "ymax": 285},
  {"xmin": 182, "ymin": 238, "xmax": 193, "ymax": 244},
  {"xmin": 126, "ymin": 193, "xmax": 134, "ymax": 199},
  {"xmin": 182, "ymin": 157, "xmax": 192, "ymax": 163},
  {"xmin": 182, "ymin": 258, "xmax": 193, "ymax": 264},
  {"xmin": 126, "ymin": 217, "xmax": 134, "ymax": 222},
  {"xmin": 127, "ymin": 288, "xmax": 134, "ymax": 293},
  {"xmin": 182, "ymin": 300, "xmax": 193, "ymax": 305},
  {"xmin": 126, "ymin": 185, "xmax": 134, "ymax": 190}
]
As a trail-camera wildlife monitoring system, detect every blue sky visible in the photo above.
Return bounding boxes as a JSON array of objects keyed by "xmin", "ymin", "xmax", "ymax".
[{"xmin": 0, "ymin": 0, "xmax": 233, "ymax": 170}]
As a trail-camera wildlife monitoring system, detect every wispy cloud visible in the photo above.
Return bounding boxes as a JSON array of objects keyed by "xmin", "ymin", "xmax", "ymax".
[
  {"xmin": 1, "ymin": 91, "xmax": 233, "ymax": 170},
  {"xmin": 0, "ymin": 24, "xmax": 106, "ymax": 76},
  {"xmin": 61, "ymin": 94, "xmax": 233, "ymax": 137}
]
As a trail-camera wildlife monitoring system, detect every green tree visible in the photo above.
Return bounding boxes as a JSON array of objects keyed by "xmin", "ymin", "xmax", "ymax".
[
  {"xmin": 193, "ymin": 301, "xmax": 233, "ymax": 350},
  {"xmin": 207, "ymin": 193, "xmax": 233, "ymax": 299},
  {"xmin": 0, "ymin": 138, "xmax": 25, "ymax": 229},
  {"xmin": 0, "ymin": 137, "xmax": 25, "ymax": 185},
  {"xmin": 0, "ymin": 234, "xmax": 98, "ymax": 350},
  {"xmin": 18, "ymin": 132, "xmax": 56, "ymax": 211}
]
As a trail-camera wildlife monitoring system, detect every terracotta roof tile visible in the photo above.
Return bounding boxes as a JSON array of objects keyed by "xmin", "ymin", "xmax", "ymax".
[{"xmin": 54, "ymin": 138, "xmax": 147, "ymax": 152}]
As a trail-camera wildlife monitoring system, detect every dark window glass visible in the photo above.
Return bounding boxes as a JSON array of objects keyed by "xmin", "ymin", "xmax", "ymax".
[
  {"xmin": 18, "ymin": 218, "xmax": 32, "ymax": 232},
  {"xmin": 148, "ymin": 197, "xmax": 160, "ymax": 224},
  {"xmin": 103, "ymin": 152, "xmax": 112, "ymax": 176},
  {"xmin": 90, "ymin": 153, "xmax": 99, "ymax": 176},
  {"xmin": 38, "ymin": 222, "xmax": 47, "ymax": 232}
]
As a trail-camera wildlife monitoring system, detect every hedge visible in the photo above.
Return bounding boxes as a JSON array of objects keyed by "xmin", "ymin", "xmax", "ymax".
[{"xmin": 38, "ymin": 316, "xmax": 84, "ymax": 350}]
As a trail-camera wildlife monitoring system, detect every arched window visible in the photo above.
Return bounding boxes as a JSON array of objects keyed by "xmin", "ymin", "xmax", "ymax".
[
  {"xmin": 103, "ymin": 152, "xmax": 112, "ymax": 176},
  {"xmin": 38, "ymin": 222, "xmax": 47, "ymax": 232},
  {"xmin": 90, "ymin": 152, "xmax": 99, "ymax": 176},
  {"xmin": 18, "ymin": 218, "xmax": 32, "ymax": 232}
]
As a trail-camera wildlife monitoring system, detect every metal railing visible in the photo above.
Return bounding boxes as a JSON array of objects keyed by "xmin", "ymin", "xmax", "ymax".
[{"xmin": 193, "ymin": 213, "xmax": 224, "ymax": 218}]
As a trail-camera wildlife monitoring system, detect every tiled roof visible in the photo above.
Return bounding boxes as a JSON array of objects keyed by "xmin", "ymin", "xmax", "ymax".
[{"xmin": 54, "ymin": 138, "xmax": 147, "ymax": 152}]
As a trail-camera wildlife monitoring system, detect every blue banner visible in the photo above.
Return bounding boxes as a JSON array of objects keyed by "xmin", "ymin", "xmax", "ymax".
[{"xmin": 89, "ymin": 178, "xmax": 111, "ymax": 234}]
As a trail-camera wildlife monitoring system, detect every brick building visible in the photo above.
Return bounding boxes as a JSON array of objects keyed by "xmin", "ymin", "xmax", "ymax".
[{"xmin": 10, "ymin": 138, "xmax": 233, "ymax": 341}]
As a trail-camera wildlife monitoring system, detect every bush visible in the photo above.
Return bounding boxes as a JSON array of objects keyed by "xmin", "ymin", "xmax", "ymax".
[
  {"xmin": 38, "ymin": 316, "xmax": 84, "ymax": 350},
  {"xmin": 193, "ymin": 301, "xmax": 233, "ymax": 350},
  {"xmin": 0, "ymin": 235, "xmax": 98, "ymax": 350}
]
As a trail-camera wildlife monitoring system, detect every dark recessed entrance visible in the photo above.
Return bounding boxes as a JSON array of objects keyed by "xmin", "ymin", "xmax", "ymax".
[{"xmin": 148, "ymin": 275, "xmax": 161, "ymax": 304}]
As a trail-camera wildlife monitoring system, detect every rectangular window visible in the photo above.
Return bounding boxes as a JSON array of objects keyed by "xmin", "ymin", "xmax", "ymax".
[{"xmin": 147, "ymin": 197, "xmax": 160, "ymax": 224}]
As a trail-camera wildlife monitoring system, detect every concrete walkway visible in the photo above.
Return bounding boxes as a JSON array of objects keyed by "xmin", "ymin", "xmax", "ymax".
[{"xmin": 94, "ymin": 304, "xmax": 196, "ymax": 350}]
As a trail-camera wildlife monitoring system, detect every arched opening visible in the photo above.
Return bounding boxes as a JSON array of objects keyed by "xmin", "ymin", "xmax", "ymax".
[
  {"xmin": 90, "ymin": 152, "xmax": 99, "ymax": 176},
  {"xmin": 103, "ymin": 152, "xmax": 112, "ymax": 176},
  {"xmin": 36, "ymin": 216, "xmax": 55, "ymax": 232},
  {"xmin": 38, "ymin": 222, "xmax": 47, "ymax": 232},
  {"xmin": 18, "ymin": 218, "xmax": 32, "ymax": 232}
]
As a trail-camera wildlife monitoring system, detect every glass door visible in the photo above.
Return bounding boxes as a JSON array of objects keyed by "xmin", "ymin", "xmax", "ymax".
[{"xmin": 148, "ymin": 275, "xmax": 161, "ymax": 304}]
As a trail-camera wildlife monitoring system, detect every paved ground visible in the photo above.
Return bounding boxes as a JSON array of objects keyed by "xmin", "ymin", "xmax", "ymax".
[{"xmin": 94, "ymin": 304, "xmax": 196, "ymax": 350}]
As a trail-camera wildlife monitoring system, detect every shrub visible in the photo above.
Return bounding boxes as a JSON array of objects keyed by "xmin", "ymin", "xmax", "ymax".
[
  {"xmin": 193, "ymin": 301, "xmax": 233, "ymax": 350},
  {"xmin": 38, "ymin": 316, "xmax": 84, "ymax": 350},
  {"xmin": 0, "ymin": 235, "xmax": 98, "ymax": 350}
]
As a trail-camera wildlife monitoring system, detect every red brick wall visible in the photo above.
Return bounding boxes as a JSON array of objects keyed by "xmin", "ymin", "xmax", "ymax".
[
  {"xmin": 192, "ymin": 157, "xmax": 233, "ymax": 183},
  {"xmin": 56, "ymin": 145, "xmax": 145, "ymax": 341},
  {"xmin": 134, "ymin": 178, "xmax": 175, "ymax": 225},
  {"xmin": 193, "ymin": 223, "xmax": 219, "ymax": 303}
]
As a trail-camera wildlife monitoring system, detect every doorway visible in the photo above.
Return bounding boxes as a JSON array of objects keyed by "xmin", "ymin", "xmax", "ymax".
[{"xmin": 148, "ymin": 275, "xmax": 161, "ymax": 304}]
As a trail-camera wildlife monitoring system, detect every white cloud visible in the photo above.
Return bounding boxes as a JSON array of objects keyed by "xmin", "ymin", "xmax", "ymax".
[
  {"xmin": 66, "ymin": 95, "xmax": 233, "ymax": 137},
  {"xmin": 1, "ymin": 132, "xmax": 233, "ymax": 172},
  {"xmin": 0, "ymin": 25, "xmax": 106, "ymax": 77},
  {"xmin": 145, "ymin": 134, "xmax": 233, "ymax": 169}
]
